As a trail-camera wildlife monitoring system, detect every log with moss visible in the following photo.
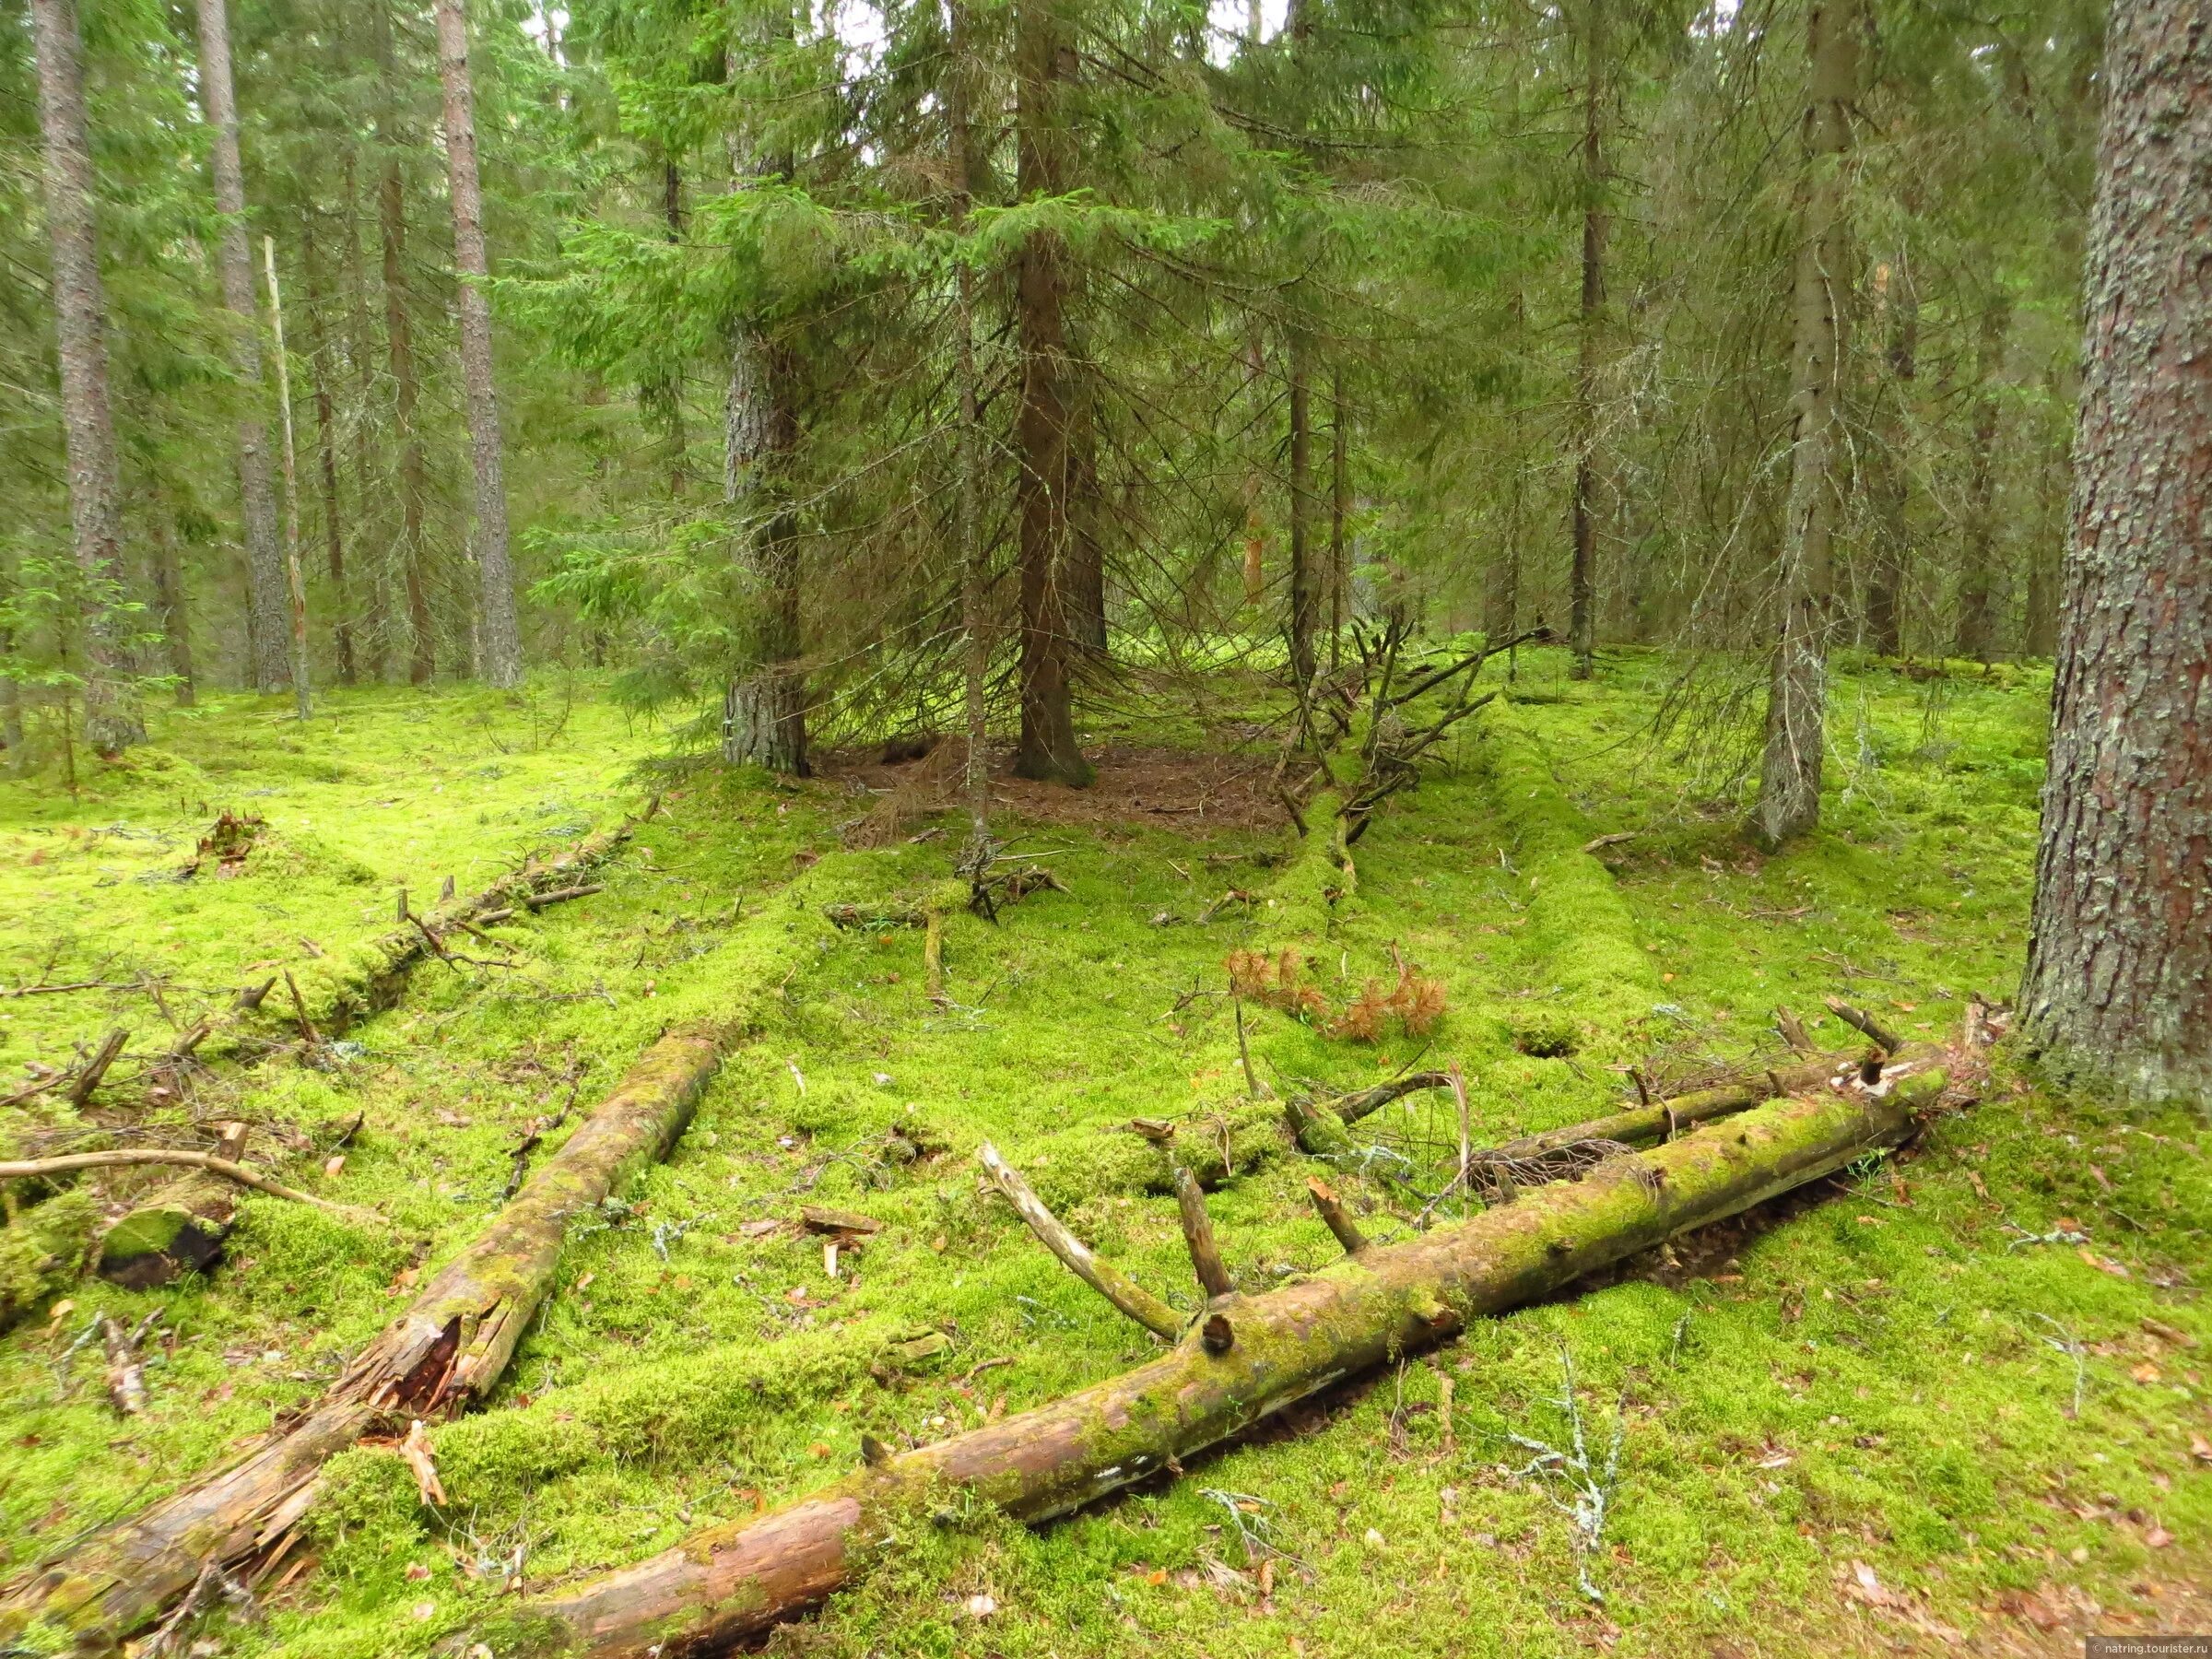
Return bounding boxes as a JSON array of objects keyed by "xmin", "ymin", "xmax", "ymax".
[
  {"xmin": 496, "ymin": 1054, "xmax": 1954, "ymax": 1658},
  {"xmin": 0, "ymin": 1024, "xmax": 724, "ymax": 1648}
]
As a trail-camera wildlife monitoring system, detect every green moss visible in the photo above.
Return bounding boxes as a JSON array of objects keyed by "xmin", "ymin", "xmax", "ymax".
[{"xmin": 2, "ymin": 659, "xmax": 2206, "ymax": 1659}]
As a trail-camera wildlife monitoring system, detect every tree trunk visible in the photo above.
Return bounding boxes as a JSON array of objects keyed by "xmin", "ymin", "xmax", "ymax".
[
  {"xmin": 512, "ymin": 1065, "xmax": 1948, "ymax": 1658},
  {"xmin": 949, "ymin": 0, "xmax": 991, "ymax": 842},
  {"xmin": 263, "ymin": 237, "xmax": 312, "ymax": 720},
  {"xmin": 1066, "ymin": 351, "xmax": 1107, "ymax": 654},
  {"xmin": 1329, "ymin": 367, "xmax": 1348, "ymax": 668},
  {"xmin": 1752, "ymin": 0, "xmax": 1857, "ymax": 846},
  {"xmin": 1864, "ymin": 248, "xmax": 1914, "ymax": 659},
  {"xmin": 2019, "ymin": 0, "xmax": 2212, "ymax": 1105},
  {"xmin": 1009, "ymin": 0, "xmax": 1092, "ymax": 786},
  {"xmin": 29, "ymin": 0, "xmax": 140, "ymax": 754},
  {"xmin": 375, "ymin": 0, "xmax": 434, "ymax": 686},
  {"xmin": 1953, "ymin": 292, "xmax": 2009, "ymax": 663},
  {"xmin": 301, "ymin": 219, "xmax": 354, "ymax": 685},
  {"xmin": 1568, "ymin": 0, "xmax": 1606, "ymax": 682},
  {"xmin": 436, "ymin": 0, "xmax": 524, "ymax": 689},
  {"xmin": 721, "ymin": 329, "xmax": 807, "ymax": 774},
  {"xmin": 194, "ymin": 0, "xmax": 287, "ymax": 695},
  {"xmin": 148, "ymin": 506, "xmax": 195, "ymax": 704},
  {"xmin": 343, "ymin": 151, "xmax": 387, "ymax": 681},
  {"xmin": 1287, "ymin": 333, "xmax": 1317, "ymax": 689}
]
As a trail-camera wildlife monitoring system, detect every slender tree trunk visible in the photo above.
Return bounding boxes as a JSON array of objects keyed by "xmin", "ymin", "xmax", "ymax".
[
  {"xmin": 1953, "ymin": 293, "xmax": 2010, "ymax": 663},
  {"xmin": 1329, "ymin": 368, "xmax": 1348, "ymax": 669},
  {"xmin": 1066, "ymin": 351, "xmax": 1107, "ymax": 654},
  {"xmin": 302, "ymin": 218, "xmax": 355, "ymax": 684},
  {"xmin": 375, "ymin": 0, "xmax": 434, "ymax": 685},
  {"xmin": 1864, "ymin": 248, "xmax": 1914, "ymax": 658},
  {"xmin": 343, "ymin": 149, "xmax": 388, "ymax": 682},
  {"xmin": 1287, "ymin": 332, "xmax": 1317, "ymax": 688},
  {"xmin": 1009, "ymin": 0, "xmax": 1091, "ymax": 786},
  {"xmin": 1568, "ymin": 0, "xmax": 1607, "ymax": 681},
  {"xmin": 194, "ymin": 0, "xmax": 287, "ymax": 693},
  {"xmin": 1752, "ymin": 0, "xmax": 1858, "ymax": 846},
  {"xmin": 29, "ymin": 0, "xmax": 140, "ymax": 753},
  {"xmin": 2023, "ymin": 383, "xmax": 2064, "ymax": 657},
  {"xmin": 719, "ymin": 35, "xmax": 807, "ymax": 776},
  {"xmin": 651, "ymin": 154, "xmax": 690, "ymax": 498},
  {"xmin": 147, "ymin": 506, "xmax": 194, "ymax": 704},
  {"xmin": 436, "ymin": 0, "xmax": 523, "ymax": 689},
  {"xmin": 949, "ymin": 0, "xmax": 991, "ymax": 842},
  {"xmin": 263, "ymin": 237, "xmax": 311, "ymax": 720},
  {"xmin": 2019, "ymin": 0, "xmax": 2212, "ymax": 1104}
]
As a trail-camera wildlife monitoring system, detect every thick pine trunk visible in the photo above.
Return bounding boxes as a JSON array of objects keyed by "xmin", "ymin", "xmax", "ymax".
[
  {"xmin": 1568, "ymin": 0, "xmax": 1606, "ymax": 682},
  {"xmin": 1009, "ymin": 0, "xmax": 1092, "ymax": 786},
  {"xmin": 194, "ymin": 0, "xmax": 287, "ymax": 694},
  {"xmin": 376, "ymin": 0, "xmax": 434, "ymax": 686},
  {"xmin": 436, "ymin": 0, "xmax": 524, "ymax": 689},
  {"xmin": 2019, "ymin": 0, "xmax": 2212, "ymax": 1105},
  {"xmin": 29, "ymin": 0, "xmax": 140, "ymax": 754},
  {"xmin": 302, "ymin": 221, "xmax": 354, "ymax": 685},
  {"xmin": 1864, "ymin": 249, "xmax": 1914, "ymax": 659},
  {"xmin": 512, "ymin": 1067, "xmax": 1947, "ymax": 1658},
  {"xmin": 721, "ymin": 326, "xmax": 807, "ymax": 775},
  {"xmin": 1752, "ymin": 0, "xmax": 1857, "ymax": 846},
  {"xmin": 948, "ymin": 0, "xmax": 991, "ymax": 840},
  {"xmin": 1953, "ymin": 293, "xmax": 2009, "ymax": 663}
]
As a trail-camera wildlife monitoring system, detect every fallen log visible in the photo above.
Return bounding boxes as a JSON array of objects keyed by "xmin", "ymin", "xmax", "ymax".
[
  {"xmin": 502, "ymin": 1055, "xmax": 1954, "ymax": 1658},
  {"xmin": 0, "ymin": 1024, "xmax": 726, "ymax": 1648}
]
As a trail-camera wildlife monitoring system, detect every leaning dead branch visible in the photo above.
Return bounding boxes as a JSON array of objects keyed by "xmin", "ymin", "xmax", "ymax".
[
  {"xmin": 0, "ymin": 1150, "xmax": 378, "ymax": 1227},
  {"xmin": 1823, "ymin": 994, "xmax": 1904, "ymax": 1054},
  {"xmin": 1173, "ymin": 1167, "xmax": 1235, "ymax": 1300},
  {"xmin": 976, "ymin": 1141, "xmax": 1181, "ymax": 1339},
  {"xmin": 508, "ymin": 1057, "xmax": 1958, "ymax": 1657}
]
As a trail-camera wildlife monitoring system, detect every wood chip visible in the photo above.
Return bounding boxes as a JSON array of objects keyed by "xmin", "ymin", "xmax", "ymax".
[{"xmin": 800, "ymin": 1205, "xmax": 883, "ymax": 1237}]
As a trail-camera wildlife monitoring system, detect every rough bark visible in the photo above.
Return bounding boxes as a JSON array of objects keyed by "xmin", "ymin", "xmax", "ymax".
[
  {"xmin": 1752, "ymin": 0, "xmax": 1857, "ymax": 846},
  {"xmin": 147, "ymin": 507, "xmax": 195, "ymax": 704},
  {"xmin": 1953, "ymin": 293, "xmax": 2010, "ymax": 663},
  {"xmin": 1288, "ymin": 333, "xmax": 1318, "ymax": 689},
  {"xmin": 1568, "ymin": 0, "xmax": 1606, "ymax": 682},
  {"xmin": 511, "ymin": 1064, "xmax": 1949, "ymax": 1657},
  {"xmin": 1009, "ymin": 0, "xmax": 1093, "ymax": 787},
  {"xmin": 721, "ymin": 327, "xmax": 807, "ymax": 775},
  {"xmin": 375, "ymin": 0, "xmax": 434, "ymax": 686},
  {"xmin": 1329, "ymin": 368, "xmax": 1349, "ymax": 668},
  {"xmin": 2019, "ymin": 0, "xmax": 2212, "ymax": 1105},
  {"xmin": 436, "ymin": 0, "xmax": 523, "ymax": 689},
  {"xmin": 302, "ymin": 218, "xmax": 355, "ymax": 684},
  {"xmin": 194, "ymin": 0, "xmax": 287, "ymax": 694},
  {"xmin": 948, "ymin": 0, "xmax": 991, "ymax": 841},
  {"xmin": 1864, "ymin": 248, "xmax": 1915, "ymax": 658},
  {"xmin": 0, "ymin": 1028, "xmax": 727, "ymax": 1646},
  {"xmin": 29, "ymin": 0, "xmax": 140, "ymax": 754}
]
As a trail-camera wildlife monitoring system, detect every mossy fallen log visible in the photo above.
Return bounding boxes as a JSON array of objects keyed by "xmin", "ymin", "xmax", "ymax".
[
  {"xmin": 497, "ymin": 1057, "xmax": 1953, "ymax": 1659},
  {"xmin": 0, "ymin": 854, "xmax": 897, "ymax": 1653}
]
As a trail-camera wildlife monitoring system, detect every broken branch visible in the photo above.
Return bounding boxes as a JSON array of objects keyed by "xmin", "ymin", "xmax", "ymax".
[
  {"xmin": 976, "ymin": 1142, "xmax": 1181, "ymax": 1339},
  {"xmin": 1173, "ymin": 1167, "xmax": 1234, "ymax": 1300}
]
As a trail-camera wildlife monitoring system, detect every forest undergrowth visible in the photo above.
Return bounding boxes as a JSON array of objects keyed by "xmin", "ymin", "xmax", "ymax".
[{"xmin": 0, "ymin": 649, "xmax": 2205, "ymax": 1658}]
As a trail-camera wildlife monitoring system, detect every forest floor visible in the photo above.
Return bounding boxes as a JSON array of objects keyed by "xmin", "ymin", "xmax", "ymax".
[{"xmin": 0, "ymin": 648, "xmax": 2206, "ymax": 1658}]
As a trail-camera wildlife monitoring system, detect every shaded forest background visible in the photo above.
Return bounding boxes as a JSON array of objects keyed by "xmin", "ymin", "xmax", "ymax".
[{"xmin": 0, "ymin": 0, "xmax": 2100, "ymax": 785}]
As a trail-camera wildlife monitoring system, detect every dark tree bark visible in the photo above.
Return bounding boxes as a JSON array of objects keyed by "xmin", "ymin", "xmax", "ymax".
[
  {"xmin": 948, "ymin": 0, "xmax": 991, "ymax": 840},
  {"xmin": 1864, "ymin": 248, "xmax": 1915, "ymax": 659},
  {"xmin": 1953, "ymin": 292, "xmax": 2010, "ymax": 663},
  {"xmin": 1752, "ymin": 0, "xmax": 1857, "ymax": 846},
  {"xmin": 1329, "ymin": 367, "xmax": 1349, "ymax": 668},
  {"xmin": 343, "ymin": 148, "xmax": 388, "ymax": 682},
  {"xmin": 1066, "ymin": 353, "xmax": 1107, "ymax": 654},
  {"xmin": 147, "ymin": 504, "xmax": 194, "ymax": 704},
  {"xmin": 301, "ymin": 218, "xmax": 355, "ymax": 684},
  {"xmin": 436, "ymin": 0, "xmax": 524, "ymax": 689},
  {"xmin": 29, "ymin": 0, "xmax": 140, "ymax": 753},
  {"xmin": 2019, "ymin": 0, "xmax": 2212, "ymax": 1105},
  {"xmin": 1287, "ymin": 333, "xmax": 1318, "ymax": 688},
  {"xmin": 1567, "ymin": 0, "xmax": 1607, "ymax": 682},
  {"xmin": 194, "ymin": 0, "xmax": 287, "ymax": 693},
  {"xmin": 1009, "ymin": 0, "xmax": 1092, "ymax": 787},
  {"xmin": 375, "ymin": 0, "xmax": 434, "ymax": 686}
]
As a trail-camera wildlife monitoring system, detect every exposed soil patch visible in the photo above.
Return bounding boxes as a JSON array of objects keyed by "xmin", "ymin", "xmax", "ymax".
[{"xmin": 810, "ymin": 740, "xmax": 1285, "ymax": 836}]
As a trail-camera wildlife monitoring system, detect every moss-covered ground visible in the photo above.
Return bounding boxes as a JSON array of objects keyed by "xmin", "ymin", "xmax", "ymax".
[{"xmin": 1, "ymin": 650, "xmax": 2205, "ymax": 1657}]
